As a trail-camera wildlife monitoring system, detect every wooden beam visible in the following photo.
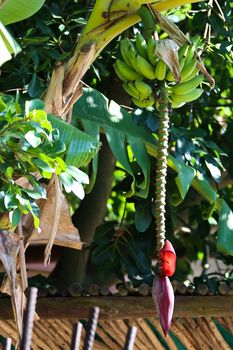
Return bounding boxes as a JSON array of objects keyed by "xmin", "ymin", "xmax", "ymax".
[{"xmin": 0, "ymin": 296, "xmax": 233, "ymax": 320}]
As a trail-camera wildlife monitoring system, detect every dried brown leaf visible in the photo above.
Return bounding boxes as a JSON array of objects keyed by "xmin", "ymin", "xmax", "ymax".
[
  {"xmin": 28, "ymin": 177, "xmax": 83, "ymax": 257},
  {"xmin": 197, "ymin": 59, "xmax": 215, "ymax": 88},
  {"xmin": 44, "ymin": 175, "xmax": 62, "ymax": 265},
  {"xmin": 155, "ymin": 39, "xmax": 180, "ymax": 82},
  {"xmin": 148, "ymin": 5, "xmax": 189, "ymax": 46},
  {"xmin": 0, "ymin": 230, "xmax": 24, "ymax": 336},
  {"xmin": 17, "ymin": 223, "xmax": 28, "ymax": 291}
]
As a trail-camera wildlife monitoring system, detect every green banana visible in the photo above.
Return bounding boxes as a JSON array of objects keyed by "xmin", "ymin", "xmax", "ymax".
[
  {"xmin": 180, "ymin": 59, "xmax": 197, "ymax": 82},
  {"xmin": 171, "ymin": 101, "xmax": 185, "ymax": 109},
  {"xmin": 147, "ymin": 36, "xmax": 158, "ymax": 65},
  {"xmin": 123, "ymin": 82, "xmax": 140, "ymax": 99},
  {"xmin": 181, "ymin": 66, "xmax": 199, "ymax": 82},
  {"xmin": 178, "ymin": 44, "xmax": 189, "ymax": 59},
  {"xmin": 155, "ymin": 59, "xmax": 167, "ymax": 81},
  {"xmin": 128, "ymin": 81, "xmax": 142, "ymax": 97},
  {"xmin": 134, "ymin": 80, "xmax": 153, "ymax": 98},
  {"xmin": 132, "ymin": 95, "xmax": 155, "ymax": 108},
  {"xmin": 120, "ymin": 38, "xmax": 134, "ymax": 68},
  {"xmin": 136, "ymin": 54, "xmax": 156, "ymax": 80},
  {"xmin": 135, "ymin": 32, "xmax": 148, "ymax": 59},
  {"xmin": 128, "ymin": 46, "xmax": 144, "ymax": 75},
  {"xmin": 115, "ymin": 59, "xmax": 143, "ymax": 81},
  {"xmin": 185, "ymin": 44, "xmax": 196, "ymax": 63},
  {"xmin": 170, "ymin": 75, "xmax": 204, "ymax": 94},
  {"xmin": 114, "ymin": 63, "xmax": 128, "ymax": 81},
  {"xmin": 171, "ymin": 88, "xmax": 203, "ymax": 104}
]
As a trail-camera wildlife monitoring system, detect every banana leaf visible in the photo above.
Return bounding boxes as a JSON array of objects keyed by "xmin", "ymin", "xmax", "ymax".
[
  {"xmin": 0, "ymin": 21, "xmax": 21, "ymax": 66},
  {"xmin": 48, "ymin": 115, "xmax": 100, "ymax": 168},
  {"xmin": 217, "ymin": 199, "xmax": 233, "ymax": 256},
  {"xmin": 81, "ymin": 119, "xmax": 100, "ymax": 193},
  {"xmin": 73, "ymin": 88, "xmax": 152, "ymax": 198},
  {"xmin": 0, "ymin": 0, "xmax": 45, "ymax": 25}
]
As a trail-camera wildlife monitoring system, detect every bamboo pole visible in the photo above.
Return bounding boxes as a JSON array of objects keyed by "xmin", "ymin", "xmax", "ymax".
[{"xmin": 0, "ymin": 296, "xmax": 233, "ymax": 320}]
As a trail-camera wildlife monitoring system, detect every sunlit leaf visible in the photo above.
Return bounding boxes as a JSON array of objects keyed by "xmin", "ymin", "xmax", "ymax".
[
  {"xmin": 49, "ymin": 115, "xmax": 100, "ymax": 167},
  {"xmin": 66, "ymin": 166, "xmax": 89, "ymax": 185},
  {"xmin": 217, "ymin": 199, "xmax": 233, "ymax": 256},
  {"xmin": 0, "ymin": 21, "xmax": 21, "ymax": 66},
  {"xmin": 73, "ymin": 88, "xmax": 154, "ymax": 198},
  {"xmin": 171, "ymin": 157, "xmax": 195, "ymax": 199},
  {"xmin": 0, "ymin": 0, "xmax": 45, "ymax": 25},
  {"xmin": 25, "ymin": 130, "xmax": 41, "ymax": 148}
]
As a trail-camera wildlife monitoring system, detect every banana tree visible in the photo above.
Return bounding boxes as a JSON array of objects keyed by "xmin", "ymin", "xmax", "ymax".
[{"xmin": 1, "ymin": 0, "xmax": 232, "ymax": 343}]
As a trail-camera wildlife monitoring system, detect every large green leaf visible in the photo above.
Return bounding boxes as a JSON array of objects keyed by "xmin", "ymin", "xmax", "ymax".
[
  {"xmin": 74, "ymin": 90, "xmax": 155, "ymax": 143},
  {"xmin": 128, "ymin": 135, "xmax": 150, "ymax": 197},
  {"xmin": 146, "ymin": 142, "xmax": 218, "ymax": 207},
  {"xmin": 0, "ymin": 21, "xmax": 21, "ymax": 66},
  {"xmin": 0, "ymin": 0, "xmax": 45, "ymax": 25},
  {"xmin": 192, "ymin": 171, "xmax": 217, "ymax": 204},
  {"xmin": 73, "ymin": 89, "xmax": 154, "ymax": 198},
  {"xmin": 170, "ymin": 156, "xmax": 195, "ymax": 201},
  {"xmin": 217, "ymin": 199, "xmax": 233, "ymax": 256},
  {"xmin": 48, "ymin": 115, "xmax": 100, "ymax": 168},
  {"xmin": 81, "ymin": 119, "xmax": 100, "ymax": 193},
  {"xmin": 105, "ymin": 125, "xmax": 136, "ymax": 197}
]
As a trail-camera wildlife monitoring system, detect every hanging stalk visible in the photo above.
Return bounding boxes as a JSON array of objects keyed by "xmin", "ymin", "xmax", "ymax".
[{"xmin": 155, "ymin": 82, "xmax": 170, "ymax": 258}]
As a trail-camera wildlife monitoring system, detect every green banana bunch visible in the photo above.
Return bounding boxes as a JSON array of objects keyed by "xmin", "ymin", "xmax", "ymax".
[
  {"xmin": 123, "ymin": 80, "xmax": 153, "ymax": 99},
  {"xmin": 165, "ymin": 42, "xmax": 206, "ymax": 107},
  {"xmin": 118, "ymin": 35, "xmax": 156, "ymax": 80},
  {"xmin": 132, "ymin": 96, "xmax": 155, "ymax": 108},
  {"xmin": 123, "ymin": 80, "xmax": 154, "ymax": 107},
  {"xmin": 115, "ymin": 35, "xmax": 206, "ymax": 109}
]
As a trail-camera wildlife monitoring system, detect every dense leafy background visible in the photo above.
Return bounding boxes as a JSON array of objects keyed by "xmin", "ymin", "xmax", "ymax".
[{"xmin": 1, "ymin": 0, "xmax": 233, "ymax": 282}]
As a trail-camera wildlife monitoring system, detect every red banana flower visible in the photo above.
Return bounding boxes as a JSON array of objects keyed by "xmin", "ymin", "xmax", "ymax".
[
  {"xmin": 152, "ymin": 275, "xmax": 175, "ymax": 337},
  {"xmin": 159, "ymin": 239, "xmax": 176, "ymax": 277}
]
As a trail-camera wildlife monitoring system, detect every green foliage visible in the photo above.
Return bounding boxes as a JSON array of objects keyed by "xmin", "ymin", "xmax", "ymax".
[
  {"xmin": 91, "ymin": 222, "xmax": 154, "ymax": 281},
  {"xmin": 0, "ymin": 95, "xmax": 95, "ymax": 227}
]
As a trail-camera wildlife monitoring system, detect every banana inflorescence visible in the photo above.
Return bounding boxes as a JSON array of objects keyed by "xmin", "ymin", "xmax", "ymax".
[{"xmin": 115, "ymin": 35, "xmax": 206, "ymax": 108}]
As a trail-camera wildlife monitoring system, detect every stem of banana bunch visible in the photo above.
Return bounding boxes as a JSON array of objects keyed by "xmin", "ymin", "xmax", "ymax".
[
  {"xmin": 137, "ymin": 5, "xmax": 155, "ymax": 39},
  {"xmin": 155, "ymin": 82, "xmax": 170, "ymax": 265}
]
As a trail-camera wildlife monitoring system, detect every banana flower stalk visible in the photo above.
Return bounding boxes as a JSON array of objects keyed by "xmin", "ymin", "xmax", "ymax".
[{"xmin": 152, "ymin": 240, "xmax": 176, "ymax": 336}]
